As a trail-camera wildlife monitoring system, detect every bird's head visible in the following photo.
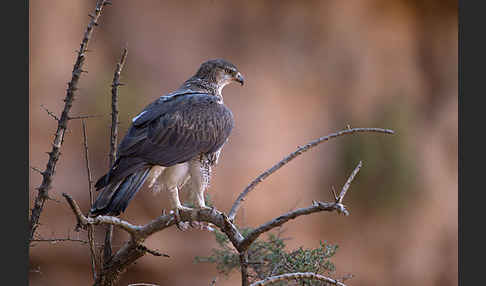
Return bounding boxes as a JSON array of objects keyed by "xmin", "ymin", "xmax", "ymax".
[{"xmin": 194, "ymin": 59, "xmax": 244, "ymax": 92}]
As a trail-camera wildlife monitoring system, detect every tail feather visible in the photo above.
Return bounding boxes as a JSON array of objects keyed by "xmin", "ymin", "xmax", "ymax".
[{"xmin": 90, "ymin": 167, "xmax": 152, "ymax": 216}]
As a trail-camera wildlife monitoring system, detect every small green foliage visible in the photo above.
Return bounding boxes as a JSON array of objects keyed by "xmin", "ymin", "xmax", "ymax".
[{"xmin": 195, "ymin": 228, "xmax": 339, "ymax": 285}]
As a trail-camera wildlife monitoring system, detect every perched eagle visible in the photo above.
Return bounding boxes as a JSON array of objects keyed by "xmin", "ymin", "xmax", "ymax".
[{"xmin": 90, "ymin": 59, "xmax": 244, "ymax": 219}]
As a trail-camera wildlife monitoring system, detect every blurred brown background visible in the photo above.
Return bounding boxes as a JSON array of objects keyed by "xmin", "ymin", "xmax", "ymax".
[{"xmin": 29, "ymin": 0, "xmax": 457, "ymax": 285}]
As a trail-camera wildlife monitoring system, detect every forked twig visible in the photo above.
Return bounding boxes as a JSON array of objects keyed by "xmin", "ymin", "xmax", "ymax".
[{"xmin": 228, "ymin": 127, "xmax": 394, "ymax": 221}]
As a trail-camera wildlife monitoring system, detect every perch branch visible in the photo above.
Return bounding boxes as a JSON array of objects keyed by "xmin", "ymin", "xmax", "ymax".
[
  {"xmin": 228, "ymin": 127, "xmax": 394, "ymax": 221},
  {"xmin": 63, "ymin": 193, "xmax": 142, "ymax": 236},
  {"xmin": 250, "ymin": 272, "xmax": 347, "ymax": 286},
  {"xmin": 62, "ymin": 159, "xmax": 363, "ymax": 283},
  {"xmin": 29, "ymin": 0, "xmax": 110, "ymax": 245}
]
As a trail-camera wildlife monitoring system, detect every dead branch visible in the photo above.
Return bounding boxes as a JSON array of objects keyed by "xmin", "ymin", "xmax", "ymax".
[
  {"xmin": 61, "ymin": 159, "xmax": 365, "ymax": 284},
  {"xmin": 82, "ymin": 120, "xmax": 94, "ymax": 205},
  {"xmin": 109, "ymin": 46, "xmax": 128, "ymax": 167},
  {"xmin": 29, "ymin": 0, "xmax": 110, "ymax": 245},
  {"xmin": 31, "ymin": 238, "xmax": 89, "ymax": 245},
  {"xmin": 69, "ymin": 114, "xmax": 104, "ymax": 120},
  {"xmin": 40, "ymin": 104, "xmax": 59, "ymax": 121},
  {"xmin": 238, "ymin": 200, "xmax": 348, "ymax": 252},
  {"xmin": 249, "ymin": 272, "xmax": 347, "ymax": 286},
  {"xmin": 103, "ymin": 45, "xmax": 129, "ymax": 268},
  {"xmin": 228, "ymin": 127, "xmax": 394, "ymax": 221},
  {"xmin": 338, "ymin": 160, "xmax": 362, "ymax": 203},
  {"xmin": 82, "ymin": 120, "xmax": 99, "ymax": 281}
]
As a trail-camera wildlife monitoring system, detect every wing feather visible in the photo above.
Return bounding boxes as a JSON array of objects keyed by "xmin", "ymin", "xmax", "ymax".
[{"xmin": 117, "ymin": 92, "xmax": 233, "ymax": 170}]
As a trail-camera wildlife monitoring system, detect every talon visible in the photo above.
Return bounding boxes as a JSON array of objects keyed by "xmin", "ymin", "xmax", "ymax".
[
  {"xmin": 171, "ymin": 206, "xmax": 193, "ymax": 231},
  {"xmin": 189, "ymin": 221, "xmax": 200, "ymax": 228}
]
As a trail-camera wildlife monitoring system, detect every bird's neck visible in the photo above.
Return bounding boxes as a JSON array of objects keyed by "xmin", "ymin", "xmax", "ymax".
[{"xmin": 181, "ymin": 77, "xmax": 224, "ymax": 100}]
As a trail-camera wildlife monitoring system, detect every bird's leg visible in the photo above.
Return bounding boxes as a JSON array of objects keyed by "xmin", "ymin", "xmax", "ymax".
[
  {"xmin": 188, "ymin": 159, "xmax": 211, "ymax": 210},
  {"xmin": 187, "ymin": 159, "xmax": 213, "ymax": 230},
  {"xmin": 167, "ymin": 186, "xmax": 192, "ymax": 230},
  {"xmin": 162, "ymin": 163, "xmax": 193, "ymax": 230}
]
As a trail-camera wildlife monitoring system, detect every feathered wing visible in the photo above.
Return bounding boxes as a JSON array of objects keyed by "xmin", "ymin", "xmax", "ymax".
[{"xmin": 90, "ymin": 90, "xmax": 234, "ymax": 215}]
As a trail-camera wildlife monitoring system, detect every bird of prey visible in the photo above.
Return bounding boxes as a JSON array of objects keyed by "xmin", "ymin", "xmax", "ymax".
[{"xmin": 90, "ymin": 59, "xmax": 244, "ymax": 222}]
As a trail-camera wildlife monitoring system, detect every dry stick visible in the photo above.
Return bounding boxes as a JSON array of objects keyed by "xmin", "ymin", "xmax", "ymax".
[
  {"xmin": 31, "ymin": 238, "xmax": 89, "ymax": 244},
  {"xmin": 82, "ymin": 120, "xmax": 99, "ymax": 281},
  {"xmin": 238, "ymin": 201, "xmax": 347, "ymax": 252},
  {"xmin": 239, "ymin": 161, "xmax": 361, "ymax": 251},
  {"xmin": 62, "ymin": 193, "xmax": 142, "ymax": 236},
  {"xmin": 29, "ymin": 0, "xmax": 110, "ymax": 244},
  {"xmin": 69, "ymin": 114, "xmax": 104, "ymax": 120},
  {"xmin": 338, "ymin": 160, "xmax": 362, "ymax": 204},
  {"xmin": 103, "ymin": 46, "xmax": 128, "ymax": 266},
  {"xmin": 82, "ymin": 120, "xmax": 95, "ymax": 205},
  {"xmin": 109, "ymin": 46, "xmax": 128, "ymax": 167},
  {"xmin": 250, "ymin": 272, "xmax": 347, "ymax": 286},
  {"xmin": 228, "ymin": 127, "xmax": 395, "ymax": 221}
]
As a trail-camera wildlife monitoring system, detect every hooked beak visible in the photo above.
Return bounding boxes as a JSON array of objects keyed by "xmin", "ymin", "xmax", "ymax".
[{"xmin": 235, "ymin": 72, "xmax": 244, "ymax": 86}]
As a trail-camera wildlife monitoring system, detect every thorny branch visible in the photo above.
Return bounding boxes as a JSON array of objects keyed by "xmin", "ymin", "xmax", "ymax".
[
  {"xmin": 82, "ymin": 120, "xmax": 99, "ymax": 281},
  {"xmin": 29, "ymin": 0, "xmax": 110, "ymax": 244},
  {"xmin": 31, "ymin": 238, "xmax": 89, "ymax": 245},
  {"xmin": 228, "ymin": 127, "xmax": 394, "ymax": 221},
  {"xmin": 103, "ymin": 45, "xmax": 129, "ymax": 269},
  {"xmin": 109, "ymin": 46, "xmax": 128, "ymax": 167}
]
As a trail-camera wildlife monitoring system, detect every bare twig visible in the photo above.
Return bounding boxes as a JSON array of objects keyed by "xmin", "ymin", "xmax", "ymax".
[
  {"xmin": 228, "ymin": 127, "xmax": 394, "ymax": 221},
  {"xmin": 82, "ymin": 120, "xmax": 94, "ymax": 205},
  {"xmin": 238, "ymin": 161, "xmax": 362, "ymax": 251},
  {"xmin": 29, "ymin": 0, "xmax": 110, "ymax": 245},
  {"xmin": 238, "ymin": 201, "xmax": 346, "ymax": 252},
  {"xmin": 30, "ymin": 166, "xmax": 44, "ymax": 175},
  {"xmin": 249, "ymin": 272, "xmax": 347, "ymax": 286},
  {"xmin": 82, "ymin": 120, "xmax": 99, "ymax": 281},
  {"xmin": 40, "ymin": 104, "xmax": 59, "ymax": 121},
  {"xmin": 103, "ymin": 45, "xmax": 128, "ymax": 269},
  {"xmin": 337, "ymin": 160, "xmax": 362, "ymax": 203},
  {"xmin": 31, "ymin": 238, "xmax": 89, "ymax": 244},
  {"xmin": 136, "ymin": 244, "xmax": 170, "ymax": 257},
  {"xmin": 62, "ymin": 193, "xmax": 142, "ymax": 236},
  {"xmin": 69, "ymin": 114, "xmax": 104, "ymax": 120},
  {"xmin": 109, "ymin": 46, "xmax": 128, "ymax": 167}
]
